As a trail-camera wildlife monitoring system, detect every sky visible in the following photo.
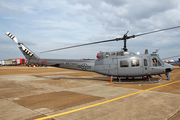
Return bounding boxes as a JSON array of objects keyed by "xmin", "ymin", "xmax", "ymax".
[{"xmin": 0, "ymin": 0, "xmax": 180, "ymax": 60}]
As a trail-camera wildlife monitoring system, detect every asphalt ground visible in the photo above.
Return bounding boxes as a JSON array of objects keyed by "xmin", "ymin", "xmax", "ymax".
[{"xmin": 0, "ymin": 66, "xmax": 180, "ymax": 120}]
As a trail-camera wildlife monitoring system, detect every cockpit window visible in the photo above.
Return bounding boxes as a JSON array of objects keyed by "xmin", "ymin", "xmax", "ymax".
[
  {"xmin": 152, "ymin": 58, "xmax": 157, "ymax": 66},
  {"xmin": 152, "ymin": 57, "xmax": 162, "ymax": 66},
  {"xmin": 131, "ymin": 59, "xmax": 139, "ymax": 67},
  {"xmin": 157, "ymin": 60, "xmax": 162, "ymax": 66}
]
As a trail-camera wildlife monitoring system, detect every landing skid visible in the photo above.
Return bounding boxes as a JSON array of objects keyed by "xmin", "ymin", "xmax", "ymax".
[{"xmin": 114, "ymin": 76, "xmax": 162, "ymax": 84}]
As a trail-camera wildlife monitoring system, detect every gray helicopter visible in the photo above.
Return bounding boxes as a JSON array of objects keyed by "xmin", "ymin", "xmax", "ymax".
[{"xmin": 6, "ymin": 26, "xmax": 180, "ymax": 83}]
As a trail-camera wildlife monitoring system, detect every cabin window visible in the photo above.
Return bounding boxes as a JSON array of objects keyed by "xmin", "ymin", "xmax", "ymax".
[
  {"xmin": 117, "ymin": 51, "xmax": 124, "ymax": 56},
  {"xmin": 144, "ymin": 59, "xmax": 148, "ymax": 66},
  {"xmin": 131, "ymin": 59, "xmax": 139, "ymax": 67},
  {"xmin": 105, "ymin": 52, "xmax": 110, "ymax": 58},
  {"xmin": 120, "ymin": 60, "xmax": 129, "ymax": 67},
  {"xmin": 111, "ymin": 52, "xmax": 115, "ymax": 55}
]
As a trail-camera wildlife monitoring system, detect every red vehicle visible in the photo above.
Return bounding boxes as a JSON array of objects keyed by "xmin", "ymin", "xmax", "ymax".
[{"xmin": 8, "ymin": 58, "xmax": 27, "ymax": 66}]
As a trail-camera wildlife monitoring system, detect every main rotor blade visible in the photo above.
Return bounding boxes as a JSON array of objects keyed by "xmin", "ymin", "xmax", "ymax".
[
  {"xmin": 41, "ymin": 38, "xmax": 123, "ymax": 53},
  {"xmin": 162, "ymin": 55, "xmax": 180, "ymax": 60},
  {"xmin": 134, "ymin": 26, "xmax": 180, "ymax": 37},
  {"xmin": 41, "ymin": 25, "xmax": 180, "ymax": 53}
]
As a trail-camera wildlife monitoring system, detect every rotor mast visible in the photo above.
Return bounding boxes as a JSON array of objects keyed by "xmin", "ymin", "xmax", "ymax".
[{"xmin": 122, "ymin": 31, "xmax": 129, "ymax": 52}]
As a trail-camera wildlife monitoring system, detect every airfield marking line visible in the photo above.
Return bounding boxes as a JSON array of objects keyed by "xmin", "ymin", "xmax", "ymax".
[{"xmin": 35, "ymin": 80, "xmax": 180, "ymax": 120}]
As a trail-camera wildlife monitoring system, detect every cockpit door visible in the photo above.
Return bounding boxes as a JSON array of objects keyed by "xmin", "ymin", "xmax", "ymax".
[{"xmin": 149, "ymin": 55, "xmax": 165, "ymax": 74}]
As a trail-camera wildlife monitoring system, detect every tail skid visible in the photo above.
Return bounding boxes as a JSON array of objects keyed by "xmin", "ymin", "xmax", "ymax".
[{"xmin": 6, "ymin": 32, "xmax": 39, "ymax": 63}]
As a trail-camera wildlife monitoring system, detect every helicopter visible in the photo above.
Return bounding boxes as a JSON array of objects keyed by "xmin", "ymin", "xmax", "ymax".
[
  {"xmin": 6, "ymin": 26, "xmax": 180, "ymax": 83},
  {"xmin": 163, "ymin": 56, "xmax": 180, "ymax": 67}
]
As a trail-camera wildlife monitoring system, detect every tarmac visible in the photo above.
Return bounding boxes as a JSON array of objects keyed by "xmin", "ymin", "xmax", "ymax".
[{"xmin": 0, "ymin": 66, "xmax": 180, "ymax": 120}]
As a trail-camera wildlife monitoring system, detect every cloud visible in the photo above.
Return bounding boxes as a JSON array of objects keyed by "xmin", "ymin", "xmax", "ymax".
[
  {"xmin": 66, "ymin": 0, "xmax": 180, "ymax": 28},
  {"xmin": 1, "ymin": 0, "xmax": 180, "ymax": 60}
]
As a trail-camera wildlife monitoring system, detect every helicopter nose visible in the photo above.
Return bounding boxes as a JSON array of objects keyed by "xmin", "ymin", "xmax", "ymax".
[{"xmin": 164, "ymin": 63, "xmax": 174, "ymax": 72}]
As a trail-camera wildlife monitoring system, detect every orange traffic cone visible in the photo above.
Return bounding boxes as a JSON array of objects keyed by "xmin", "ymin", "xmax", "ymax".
[{"xmin": 110, "ymin": 76, "xmax": 113, "ymax": 83}]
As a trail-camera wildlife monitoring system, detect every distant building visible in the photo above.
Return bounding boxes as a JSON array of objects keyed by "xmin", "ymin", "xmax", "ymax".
[
  {"xmin": 4, "ymin": 60, "xmax": 12, "ymax": 66},
  {"xmin": 0, "ymin": 60, "xmax": 4, "ymax": 66}
]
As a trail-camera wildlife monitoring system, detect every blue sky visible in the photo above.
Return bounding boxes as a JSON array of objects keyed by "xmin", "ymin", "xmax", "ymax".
[{"xmin": 1, "ymin": 0, "xmax": 180, "ymax": 60}]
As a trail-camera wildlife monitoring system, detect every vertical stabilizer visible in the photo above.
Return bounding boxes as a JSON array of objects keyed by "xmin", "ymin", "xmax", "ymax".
[{"xmin": 6, "ymin": 32, "xmax": 39, "ymax": 63}]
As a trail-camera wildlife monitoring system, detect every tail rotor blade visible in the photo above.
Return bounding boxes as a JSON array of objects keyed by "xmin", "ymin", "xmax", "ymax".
[{"xmin": 6, "ymin": 31, "xmax": 19, "ymax": 44}]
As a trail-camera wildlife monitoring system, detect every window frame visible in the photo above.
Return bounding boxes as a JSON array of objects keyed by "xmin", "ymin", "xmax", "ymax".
[
  {"xmin": 131, "ymin": 59, "xmax": 140, "ymax": 67},
  {"xmin": 120, "ymin": 60, "xmax": 129, "ymax": 67},
  {"xmin": 144, "ymin": 59, "xmax": 148, "ymax": 66}
]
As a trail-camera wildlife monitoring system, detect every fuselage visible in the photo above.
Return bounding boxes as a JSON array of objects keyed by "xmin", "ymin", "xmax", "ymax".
[
  {"xmin": 28, "ymin": 50, "xmax": 174, "ymax": 77},
  {"xmin": 95, "ymin": 51, "xmax": 174, "ymax": 77}
]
